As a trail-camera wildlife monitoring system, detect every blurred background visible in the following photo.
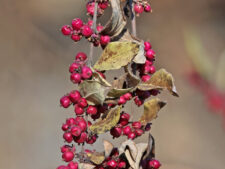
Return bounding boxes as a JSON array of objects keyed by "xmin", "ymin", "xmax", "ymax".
[{"xmin": 0, "ymin": 0, "xmax": 225, "ymax": 169}]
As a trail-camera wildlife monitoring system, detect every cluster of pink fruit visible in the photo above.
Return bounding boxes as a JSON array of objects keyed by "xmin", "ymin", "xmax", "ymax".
[
  {"xmin": 133, "ymin": 0, "xmax": 152, "ymax": 15},
  {"xmin": 137, "ymin": 41, "xmax": 156, "ymax": 82},
  {"xmin": 110, "ymin": 112, "xmax": 151, "ymax": 140},
  {"xmin": 86, "ymin": 0, "xmax": 109, "ymax": 17}
]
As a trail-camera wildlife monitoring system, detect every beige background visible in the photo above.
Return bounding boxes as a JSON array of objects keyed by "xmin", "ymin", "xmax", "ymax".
[{"xmin": 0, "ymin": 0, "xmax": 225, "ymax": 169}]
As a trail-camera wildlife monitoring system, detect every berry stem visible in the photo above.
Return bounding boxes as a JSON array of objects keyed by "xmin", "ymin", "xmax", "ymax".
[{"xmin": 88, "ymin": 1, "xmax": 98, "ymax": 66}]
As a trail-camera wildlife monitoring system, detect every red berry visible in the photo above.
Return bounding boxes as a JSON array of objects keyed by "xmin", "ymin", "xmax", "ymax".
[
  {"xmin": 61, "ymin": 145, "xmax": 70, "ymax": 153},
  {"xmin": 141, "ymin": 64, "xmax": 151, "ymax": 74},
  {"xmin": 69, "ymin": 62, "xmax": 80, "ymax": 73},
  {"xmin": 87, "ymin": 20, "xmax": 93, "ymax": 27},
  {"xmin": 145, "ymin": 123, "xmax": 151, "ymax": 131},
  {"xmin": 78, "ymin": 120, "xmax": 87, "ymax": 132},
  {"xmin": 61, "ymin": 25, "xmax": 72, "ymax": 35},
  {"xmin": 88, "ymin": 121, "xmax": 92, "ymax": 127},
  {"xmin": 57, "ymin": 165, "xmax": 68, "ymax": 169},
  {"xmin": 86, "ymin": 2, "xmax": 95, "ymax": 16},
  {"xmin": 74, "ymin": 132, "xmax": 87, "ymax": 144},
  {"xmin": 134, "ymin": 97, "xmax": 144, "ymax": 106},
  {"xmin": 144, "ymin": 4, "xmax": 152, "ymax": 12},
  {"xmin": 87, "ymin": 106, "xmax": 98, "ymax": 115},
  {"xmin": 62, "ymin": 124, "xmax": 69, "ymax": 131},
  {"xmin": 69, "ymin": 90, "xmax": 81, "ymax": 103},
  {"xmin": 99, "ymin": 2, "xmax": 108, "ymax": 9},
  {"xmin": 124, "ymin": 93, "xmax": 132, "ymax": 100},
  {"xmin": 134, "ymin": 4, "xmax": 144, "ymax": 14},
  {"xmin": 71, "ymin": 34, "xmax": 81, "ymax": 42},
  {"xmin": 67, "ymin": 162, "xmax": 78, "ymax": 169},
  {"xmin": 60, "ymin": 96, "xmax": 71, "ymax": 108},
  {"xmin": 66, "ymin": 118, "xmax": 76, "ymax": 126},
  {"xmin": 107, "ymin": 160, "xmax": 117, "ymax": 168},
  {"xmin": 118, "ymin": 96, "xmax": 126, "ymax": 105},
  {"xmin": 70, "ymin": 73, "xmax": 81, "ymax": 83},
  {"xmin": 63, "ymin": 132, "xmax": 73, "ymax": 143},
  {"xmin": 149, "ymin": 66, "xmax": 156, "ymax": 74},
  {"xmin": 135, "ymin": 129, "xmax": 144, "ymax": 136},
  {"xmin": 144, "ymin": 41, "xmax": 152, "ymax": 51},
  {"xmin": 97, "ymin": 25, "xmax": 104, "ymax": 32},
  {"xmin": 62, "ymin": 151, "xmax": 74, "ymax": 162},
  {"xmin": 71, "ymin": 126, "xmax": 82, "ymax": 137},
  {"xmin": 128, "ymin": 132, "xmax": 136, "ymax": 140},
  {"xmin": 123, "ymin": 126, "xmax": 132, "ymax": 136},
  {"xmin": 71, "ymin": 18, "xmax": 83, "ymax": 30},
  {"xmin": 149, "ymin": 159, "xmax": 161, "ymax": 169},
  {"xmin": 118, "ymin": 161, "xmax": 126, "ymax": 168},
  {"xmin": 86, "ymin": 135, "xmax": 97, "ymax": 144},
  {"xmin": 121, "ymin": 112, "xmax": 130, "ymax": 121},
  {"xmin": 81, "ymin": 25, "xmax": 93, "ymax": 37},
  {"xmin": 100, "ymin": 35, "xmax": 110, "ymax": 46},
  {"xmin": 145, "ymin": 60, "xmax": 153, "ymax": 66},
  {"xmin": 75, "ymin": 52, "xmax": 87, "ymax": 61},
  {"xmin": 145, "ymin": 49, "xmax": 156, "ymax": 60},
  {"xmin": 141, "ymin": 75, "xmax": 151, "ymax": 82},
  {"xmin": 78, "ymin": 98, "xmax": 88, "ymax": 108},
  {"xmin": 81, "ymin": 66, "xmax": 93, "ymax": 79},
  {"xmin": 91, "ymin": 111, "xmax": 101, "ymax": 120},
  {"xmin": 74, "ymin": 104, "xmax": 84, "ymax": 115},
  {"xmin": 132, "ymin": 121, "xmax": 142, "ymax": 129},
  {"xmin": 151, "ymin": 89, "xmax": 159, "ymax": 96},
  {"xmin": 110, "ymin": 127, "xmax": 122, "ymax": 138}
]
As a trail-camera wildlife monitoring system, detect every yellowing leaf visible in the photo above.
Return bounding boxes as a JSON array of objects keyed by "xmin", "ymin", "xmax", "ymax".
[
  {"xmin": 79, "ymin": 80, "xmax": 109, "ymax": 105},
  {"xmin": 137, "ymin": 69, "xmax": 179, "ymax": 97},
  {"xmin": 94, "ymin": 42, "xmax": 139, "ymax": 71},
  {"xmin": 139, "ymin": 98, "xmax": 166, "ymax": 125},
  {"xmin": 87, "ymin": 152, "xmax": 105, "ymax": 165},
  {"xmin": 107, "ymin": 88, "xmax": 134, "ymax": 98},
  {"xmin": 78, "ymin": 163, "xmax": 95, "ymax": 169},
  {"xmin": 89, "ymin": 106, "xmax": 122, "ymax": 134}
]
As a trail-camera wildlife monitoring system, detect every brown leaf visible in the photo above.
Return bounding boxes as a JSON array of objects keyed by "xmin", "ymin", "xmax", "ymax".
[
  {"xmin": 91, "ymin": 69, "xmax": 112, "ymax": 87},
  {"xmin": 79, "ymin": 80, "xmax": 109, "ymax": 105},
  {"xmin": 94, "ymin": 42, "xmax": 140, "ymax": 71},
  {"xmin": 103, "ymin": 140, "xmax": 114, "ymax": 157},
  {"xmin": 139, "ymin": 98, "xmax": 166, "ymax": 125},
  {"xmin": 137, "ymin": 69, "xmax": 179, "ymax": 97},
  {"xmin": 100, "ymin": 0, "xmax": 126, "ymax": 38},
  {"xmin": 89, "ymin": 106, "xmax": 122, "ymax": 134},
  {"xmin": 119, "ymin": 140, "xmax": 138, "ymax": 161},
  {"xmin": 124, "ymin": 65, "xmax": 140, "ymax": 88},
  {"xmin": 107, "ymin": 88, "xmax": 134, "ymax": 98},
  {"xmin": 112, "ymin": 73, "xmax": 128, "ymax": 89},
  {"xmin": 87, "ymin": 152, "xmax": 105, "ymax": 165},
  {"xmin": 78, "ymin": 163, "xmax": 95, "ymax": 169}
]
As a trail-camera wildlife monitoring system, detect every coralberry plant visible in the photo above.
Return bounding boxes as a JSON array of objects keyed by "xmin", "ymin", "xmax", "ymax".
[{"xmin": 57, "ymin": 0, "xmax": 178, "ymax": 169}]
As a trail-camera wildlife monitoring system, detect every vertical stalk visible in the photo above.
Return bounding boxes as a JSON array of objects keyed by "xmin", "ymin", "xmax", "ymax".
[{"xmin": 88, "ymin": 2, "xmax": 98, "ymax": 66}]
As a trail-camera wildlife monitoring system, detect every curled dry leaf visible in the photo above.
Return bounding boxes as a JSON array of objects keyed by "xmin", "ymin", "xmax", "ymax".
[
  {"xmin": 107, "ymin": 88, "xmax": 134, "ymax": 98},
  {"xmin": 87, "ymin": 152, "xmax": 105, "ymax": 165},
  {"xmin": 137, "ymin": 69, "xmax": 179, "ymax": 97},
  {"xmin": 79, "ymin": 80, "xmax": 109, "ymax": 105},
  {"xmin": 100, "ymin": 0, "xmax": 126, "ymax": 38},
  {"xmin": 94, "ymin": 42, "xmax": 140, "ymax": 71},
  {"xmin": 103, "ymin": 140, "xmax": 114, "ymax": 157},
  {"xmin": 89, "ymin": 106, "xmax": 122, "ymax": 134},
  {"xmin": 91, "ymin": 69, "xmax": 112, "ymax": 87},
  {"xmin": 139, "ymin": 98, "xmax": 166, "ymax": 125},
  {"xmin": 124, "ymin": 65, "xmax": 140, "ymax": 88},
  {"xmin": 133, "ymin": 42, "xmax": 146, "ymax": 64},
  {"xmin": 112, "ymin": 73, "xmax": 128, "ymax": 89},
  {"xmin": 119, "ymin": 140, "xmax": 138, "ymax": 161},
  {"xmin": 78, "ymin": 163, "xmax": 95, "ymax": 169}
]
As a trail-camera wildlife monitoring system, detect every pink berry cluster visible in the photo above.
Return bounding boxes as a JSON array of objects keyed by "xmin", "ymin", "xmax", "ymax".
[
  {"xmin": 133, "ymin": 0, "xmax": 152, "ymax": 15},
  {"xmin": 110, "ymin": 112, "xmax": 151, "ymax": 140},
  {"xmin": 57, "ymin": 0, "xmax": 163, "ymax": 169},
  {"xmin": 136, "ymin": 41, "xmax": 156, "ymax": 82}
]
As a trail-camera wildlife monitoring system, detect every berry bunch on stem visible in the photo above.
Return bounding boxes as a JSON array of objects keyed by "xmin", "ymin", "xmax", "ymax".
[{"xmin": 57, "ymin": 0, "xmax": 178, "ymax": 169}]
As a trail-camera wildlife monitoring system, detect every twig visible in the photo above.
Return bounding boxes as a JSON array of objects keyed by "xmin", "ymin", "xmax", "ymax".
[{"xmin": 88, "ymin": 2, "xmax": 98, "ymax": 66}]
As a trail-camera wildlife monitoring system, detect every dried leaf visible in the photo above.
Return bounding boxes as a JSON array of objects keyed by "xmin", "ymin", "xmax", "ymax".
[
  {"xmin": 139, "ymin": 98, "xmax": 166, "ymax": 125},
  {"xmin": 143, "ymin": 134, "xmax": 155, "ymax": 160},
  {"xmin": 134, "ymin": 143, "xmax": 148, "ymax": 169},
  {"xmin": 101, "ymin": 0, "xmax": 126, "ymax": 38},
  {"xmin": 137, "ymin": 69, "xmax": 179, "ymax": 97},
  {"xmin": 89, "ymin": 106, "xmax": 122, "ymax": 134},
  {"xmin": 103, "ymin": 140, "xmax": 114, "ymax": 157},
  {"xmin": 124, "ymin": 65, "xmax": 140, "ymax": 88},
  {"xmin": 119, "ymin": 140, "xmax": 138, "ymax": 161},
  {"xmin": 133, "ymin": 43, "xmax": 146, "ymax": 64},
  {"xmin": 78, "ymin": 163, "xmax": 95, "ymax": 169},
  {"xmin": 112, "ymin": 73, "xmax": 128, "ymax": 89},
  {"xmin": 94, "ymin": 42, "xmax": 139, "ymax": 71},
  {"xmin": 79, "ymin": 80, "xmax": 109, "ymax": 105},
  {"xmin": 125, "ymin": 149, "xmax": 136, "ymax": 169},
  {"xmin": 87, "ymin": 152, "xmax": 105, "ymax": 165},
  {"xmin": 92, "ymin": 69, "xmax": 112, "ymax": 87},
  {"xmin": 107, "ymin": 87, "xmax": 134, "ymax": 98}
]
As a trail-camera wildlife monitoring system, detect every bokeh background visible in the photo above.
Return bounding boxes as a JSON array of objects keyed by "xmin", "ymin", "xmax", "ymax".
[{"xmin": 0, "ymin": 0, "xmax": 225, "ymax": 169}]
